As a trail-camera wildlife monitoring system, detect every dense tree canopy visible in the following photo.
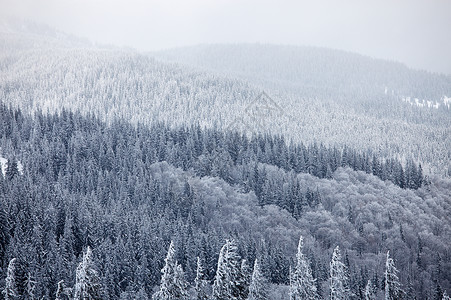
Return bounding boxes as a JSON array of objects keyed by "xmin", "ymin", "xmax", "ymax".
[{"xmin": 0, "ymin": 103, "xmax": 449, "ymax": 299}]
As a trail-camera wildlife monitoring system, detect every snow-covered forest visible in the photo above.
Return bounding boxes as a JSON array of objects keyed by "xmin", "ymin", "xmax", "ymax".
[
  {"xmin": 1, "ymin": 102, "xmax": 450, "ymax": 299},
  {"xmin": 1, "ymin": 25, "xmax": 450, "ymax": 177},
  {"xmin": 0, "ymin": 18, "xmax": 450, "ymax": 300}
]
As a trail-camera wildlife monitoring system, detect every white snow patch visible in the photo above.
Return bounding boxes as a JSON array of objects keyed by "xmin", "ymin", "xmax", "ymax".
[
  {"xmin": 17, "ymin": 161, "xmax": 23, "ymax": 175},
  {"xmin": 0, "ymin": 157, "xmax": 6, "ymax": 178},
  {"xmin": 443, "ymin": 96, "xmax": 451, "ymax": 109},
  {"xmin": 401, "ymin": 96, "xmax": 444, "ymax": 109},
  {"xmin": 414, "ymin": 98, "xmax": 424, "ymax": 107},
  {"xmin": 0, "ymin": 157, "xmax": 24, "ymax": 177}
]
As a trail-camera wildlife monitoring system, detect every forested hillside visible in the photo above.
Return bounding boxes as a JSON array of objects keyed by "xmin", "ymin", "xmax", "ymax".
[
  {"xmin": 1, "ymin": 20, "xmax": 450, "ymax": 300},
  {"xmin": 0, "ymin": 103, "xmax": 450, "ymax": 299},
  {"xmin": 1, "ymin": 27, "xmax": 450, "ymax": 176},
  {"xmin": 156, "ymin": 44, "xmax": 451, "ymax": 112},
  {"xmin": 156, "ymin": 44, "xmax": 451, "ymax": 176}
]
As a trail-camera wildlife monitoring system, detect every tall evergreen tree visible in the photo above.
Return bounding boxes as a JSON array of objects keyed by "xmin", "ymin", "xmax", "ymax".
[
  {"xmin": 25, "ymin": 272, "xmax": 36, "ymax": 300},
  {"xmin": 384, "ymin": 251, "xmax": 402, "ymax": 300},
  {"xmin": 73, "ymin": 246, "xmax": 102, "ymax": 300},
  {"xmin": 55, "ymin": 280, "xmax": 67, "ymax": 300},
  {"xmin": 365, "ymin": 279, "xmax": 376, "ymax": 300},
  {"xmin": 289, "ymin": 236, "xmax": 319, "ymax": 300},
  {"xmin": 0, "ymin": 207, "xmax": 9, "ymax": 262},
  {"xmin": 3, "ymin": 258, "xmax": 18, "ymax": 300},
  {"xmin": 152, "ymin": 241, "xmax": 188, "ymax": 300},
  {"xmin": 172, "ymin": 264, "xmax": 188, "ymax": 300},
  {"xmin": 194, "ymin": 257, "xmax": 209, "ymax": 300},
  {"xmin": 5, "ymin": 157, "xmax": 19, "ymax": 181},
  {"xmin": 435, "ymin": 281, "xmax": 444, "ymax": 300},
  {"xmin": 443, "ymin": 291, "xmax": 451, "ymax": 300},
  {"xmin": 237, "ymin": 259, "xmax": 251, "ymax": 299},
  {"xmin": 330, "ymin": 246, "xmax": 349, "ymax": 300},
  {"xmin": 212, "ymin": 239, "xmax": 241, "ymax": 300},
  {"xmin": 248, "ymin": 259, "xmax": 268, "ymax": 300}
]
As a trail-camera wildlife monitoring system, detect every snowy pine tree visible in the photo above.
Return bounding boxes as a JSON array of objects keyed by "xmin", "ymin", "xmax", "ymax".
[
  {"xmin": 443, "ymin": 291, "xmax": 451, "ymax": 300},
  {"xmin": 330, "ymin": 246, "xmax": 350, "ymax": 300},
  {"xmin": 152, "ymin": 241, "xmax": 188, "ymax": 300},
  {"xmin": 289, "ymin": 236, "xmax": 319, "ymax": 300},
  {"xmin": 3, "ymin": 258, "xmax": 18, "ymax": 300},
  {"xmin": 212, "ymin": 239, "xmax": 241, "ymax": 300},
  {"xmin": 248, "ymin": 259, "xmax": 268, "ymax": 300},
  {"xmin": 5, "ymin": 157, "xmax": 19, "ymax": 181},
  {"xmin": 194, "ymin": 257, "xmax": 209, "ymax": 300},
  {"xmin": 25, "ymin": 272, "xmax": 36, "ymax": 299},
  {"xmin": 55, "ymin": 280, "xmax": 65, "ymax": 300},
  {"xmin": 384, "ymin": 251, "xmax": 402, "ymax": 300},
  {"xmin": 73, "ymin": 246, "xmax": 102, "ymax": 300},
  {"xmin": 365, "ymin": 279, "xmax": 376, "ymax": 300},
  {"xmin": 237, "ymin": 259, "xmax": 251, "ymax": 299},
  {"xmin": 173, "ymin": 264, "xmax": 189, "ymax": 299}
]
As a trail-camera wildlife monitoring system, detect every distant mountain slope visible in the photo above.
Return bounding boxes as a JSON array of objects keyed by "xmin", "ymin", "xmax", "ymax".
[
  {"xmin": 0, "ymin": 25, "xmax": 450, "ymax": 175},
  {"xmin": 0, "ymin": 17, "xmax": 92, "ymax": 50},
  {"xmin": 156, "ymin": 44, "xmax": 451, "ymax": 174},
  {"xmin": 155, "ymin": 44, "xmax": 451, "ymax": 109}
]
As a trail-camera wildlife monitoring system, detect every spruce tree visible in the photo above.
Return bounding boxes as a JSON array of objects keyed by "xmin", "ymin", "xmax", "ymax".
[
  {"xmin": 173, "ymin": 264, "xmax": 188, "ymax": 299},
  {"xmin": 289, "ymin": 236, "xmax": 319, "ymax": 300},
  {"xmin": 238, "ymin": 259, "xmax": 251, "ymax": 299},
  {"xmin": 3, "ymin": 258, "xmax": 18, "ymax": 300},
  {"xmin": 364, "ymin": 279, "xmax": 376, "ymax": 300},
  {"xmin": 212, "ymin": 239, "xmax": 241, "ymax": 300},
  {"xmin": 248, "ymin": 259, "xmax": 268, "ymax": 300},
  {"xmin": 384, "ymin": 251, "xmax": 402, "ymax": 300},
  {"xmin": 212, "ymin": 243, "xmax": 228, "ymax": 300},
  {"xmin": 73, "ymin": 246, "xmax": 102, "ymax": 300},
  {"xmin": 435, "ymin": 281, "xmax": 444, "ymax": 300},
  {"xmin": 5, "ymin": 157, "xmax": 19, "ymax": 181},
  {"xmin": 330, "ymin": 246, "xmax": 349, "ymax": 300},
  {"xmin": 152, "ymin": 241, "xmax": 188, "ymax": 300},
  {"xmin": 55, "ymin": 280, "xmax": 66, "ymax": 300},
  {"xmin": 443, "ymin": 291, "xmax": 451, "ymax": 300},
  {"xmin": 25, "ymin": 272, "xmax": 36, "ymax": 299},
  {"xmin": 194, "ymin": 257, "xmax": 209, "ymax": 300}
]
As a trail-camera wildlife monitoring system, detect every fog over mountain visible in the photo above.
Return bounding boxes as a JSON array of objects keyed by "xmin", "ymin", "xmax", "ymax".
[{"xmin": 1, "ymin": 0, "xmax": 451, "ymax": 74}]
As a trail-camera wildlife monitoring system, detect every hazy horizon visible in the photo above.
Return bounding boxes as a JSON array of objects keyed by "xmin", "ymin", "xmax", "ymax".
[{"xmin": 1, "ymin": 0, "xmax": 451, "ymax": 75}]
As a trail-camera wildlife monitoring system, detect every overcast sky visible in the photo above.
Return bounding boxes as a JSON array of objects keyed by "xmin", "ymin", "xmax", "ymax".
[{"xmin": 1, "ymin": 0, "xmax": 451, "ymax": 74}]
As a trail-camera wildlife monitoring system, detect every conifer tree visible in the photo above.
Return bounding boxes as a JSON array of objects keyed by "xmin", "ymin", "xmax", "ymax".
[
  {"xmin": 365, "ymin": 279, "xmax": 376, "ymax": 300},
  {"xmin": 238, "ymin": 259, "xmax": 251, "ymax": 299},
  {"xmin": 73, "ymin": 246, "xmax": 102, "ymax": 300},
  {"xmin": 194, "ymin": 257, "xmax": 209, "ymax": 300},
  {"xmin": 435, "ymin": 281, "xmax": 444, "ymax": 300},
  {"xmin": 152, "ymin": 241, "xmax": 188, "ymax": 300},
  {"xmin": 5, "ymin": 157, "xmax": 19, "ymax": 181},
  {"xmin": 330, "ymin": 246, "xmax": 349, "ymax": 300},
  {"xmin": 212, "ymin": 243, "xmax": 228, "ymax": 300},
  {"xmin": 55, "ymin": 280, "xmax": 66, "ymax": 300},
  {"xmin": 173, "ymin": 264, "xmax": 188, "ymax": 299},
  {"xmin": 212, "ymin": 239, "xmax": 241, "ymax": 300},
  {"xmin": 3, "ymin": 258, "xmax": 18, "ymax": 300},
  {"xmin": 443, "ymin": 291, "xmax": 451, "ymax": 300},
  {"xmin": 25, "ymin": 272, "xmax": 36, "ymax": 299},
  {"xmin": 0, "ymin": 207, "xmax": 9, "ymax": 261},
  {"xmin": 384, "ymin": 251, "xmax": 402, "ymax": 300},
  {"xmin": 289, "ymin": 236, "xmax": 319, "ymax": 300},
  {"xmin": 248, "ymin": 259, "xmax": 268, "ymax": 300}
]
